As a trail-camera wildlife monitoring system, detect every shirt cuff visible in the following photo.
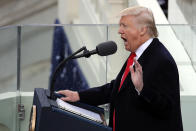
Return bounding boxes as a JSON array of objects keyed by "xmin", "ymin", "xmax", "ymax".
[{"xmin": 135, "ymin": 88, "xmax": 141, "ymax": 95}]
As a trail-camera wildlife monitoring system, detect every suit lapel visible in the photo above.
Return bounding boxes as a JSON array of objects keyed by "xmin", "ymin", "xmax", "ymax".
[
  {"xmin": 137, "ymin": 38, "xmax": 158, "ymax": 66},
  {"xmin": 111, "ymin": 58, "xmax": 127, "ymax": 100},
  {"xmin": 118, "ymin": 72, "xmax": 132, "ymax": 93}
]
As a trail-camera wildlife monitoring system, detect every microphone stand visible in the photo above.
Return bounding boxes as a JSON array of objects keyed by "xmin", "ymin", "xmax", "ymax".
[
  {"xmin": 49, "ymin": 46, "xmax": 87, "ymax": 100},
  {"xmin": 72, "ymin": 49, "xmax": 97, "ymax": 59},
  {"xmin": 49, "ymin": 45, "xmax": 99, "ymax": 100}
]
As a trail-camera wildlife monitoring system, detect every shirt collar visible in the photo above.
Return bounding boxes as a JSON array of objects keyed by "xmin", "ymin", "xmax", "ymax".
[{"xmin": 134, "ymin": 38, "xmax": 153, "ymax": 60}]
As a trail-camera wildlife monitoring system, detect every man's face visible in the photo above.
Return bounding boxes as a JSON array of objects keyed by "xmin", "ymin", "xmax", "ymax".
[{"xmin": 118, "ymin": 15, "xmax": 141, "ymax": 52}]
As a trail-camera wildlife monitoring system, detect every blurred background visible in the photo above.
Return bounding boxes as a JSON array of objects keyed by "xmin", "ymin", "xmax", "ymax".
[{"xmin": 0, "ymin": 0, "xmax": 196, "ymax": 131}]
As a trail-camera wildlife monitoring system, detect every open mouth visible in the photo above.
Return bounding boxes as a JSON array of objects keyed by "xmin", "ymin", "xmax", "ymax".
[{"xmin": 121, "ymin": 37, "xmax": 127, "ymax": 42}]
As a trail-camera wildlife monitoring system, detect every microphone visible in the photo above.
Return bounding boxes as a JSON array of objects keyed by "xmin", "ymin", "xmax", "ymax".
[
  {"xmin": 72, "ymin": 41, "xmax": 117, "ymax": 59},
  {"xmin": 96, "ymin": 41, "xmax": 117, "ymax": 56}
]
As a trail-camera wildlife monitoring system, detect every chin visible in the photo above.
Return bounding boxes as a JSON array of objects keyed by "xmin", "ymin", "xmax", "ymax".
[
  {"xmin": 125, "ymin": 48, "xmax": 131, "ymax": 52},
  {"xmin": 124, "ymin": 46, "xmax": 130, "ymax": 51}
]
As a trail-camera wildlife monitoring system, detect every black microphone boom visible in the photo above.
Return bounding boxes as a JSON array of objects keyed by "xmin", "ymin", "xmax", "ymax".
[
  {"xmin": 49, "ymin": 41, "xmax": 117, "ymax": 99},
  {"xmin": 72, "ymin": 41, "xmax": 117, "ymax": 59}
]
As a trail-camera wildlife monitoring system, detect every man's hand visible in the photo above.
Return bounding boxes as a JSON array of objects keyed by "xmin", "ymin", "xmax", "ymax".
[
  {"xmin": 58, "ymin": 90, "xmax": 80, "ymax": 102},
  {"xmin": 129, "ymin": 58, "xmax": 144, "ymax": 92}
]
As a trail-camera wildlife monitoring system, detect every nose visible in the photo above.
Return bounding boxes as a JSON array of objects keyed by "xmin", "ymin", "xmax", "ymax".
[{"xmin": 118, "ymin": 26, "xmax": 123, "ymax": 34}]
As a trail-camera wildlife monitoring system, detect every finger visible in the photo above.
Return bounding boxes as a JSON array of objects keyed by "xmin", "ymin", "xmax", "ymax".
[
  {"xmin": 57, "ymin": 90, "xmax": 64, "ymax": 94},
  {"xmin": 138, "ymin": 67, "xmax": 143, "ymax": 74},
  {"xmin": 133, "ymin": 58, "xmax": 139, "ymax": 68},
  {"xmin": 137, "ymin": 63, "xmax": 143, "ymax": 74},
  {"xmin": 61, "ymin": 97, "xmax": 70, "ymax": 102},
  {"xmin": 57, "ymin": 90, "xmax": 68, "ymax": 95},
  {"xmin": 129, "ymin": 65, "xmax": 135, "ymax": 75},
  {"xmin": 134, "ymin": 59, "xmax": 142, "ymax": 72}
]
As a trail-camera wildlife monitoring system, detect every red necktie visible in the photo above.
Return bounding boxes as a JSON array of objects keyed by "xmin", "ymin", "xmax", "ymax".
[
  {"xmin": 118, "ymin": 52, "xmax": 136, "ymax": 91},
  {"xmin": 113, "ymin": 52, "xmax": 136, "ymax": 131}
]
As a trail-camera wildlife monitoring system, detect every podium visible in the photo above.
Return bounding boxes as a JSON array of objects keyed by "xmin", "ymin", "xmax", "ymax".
[{"xmin": 30, "ymin": 88, "xmax": 112, "ymax": 131}]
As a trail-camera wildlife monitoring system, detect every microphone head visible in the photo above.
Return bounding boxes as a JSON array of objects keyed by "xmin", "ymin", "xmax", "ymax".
[{"xmin": 96, "ymin": 41, "xmax": 117, "ymax": 56}]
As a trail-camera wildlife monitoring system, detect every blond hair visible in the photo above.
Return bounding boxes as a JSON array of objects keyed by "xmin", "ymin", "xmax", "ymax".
[{"xmin": 119, "ymin": 6, "xmax": 158, "ymax": 37}]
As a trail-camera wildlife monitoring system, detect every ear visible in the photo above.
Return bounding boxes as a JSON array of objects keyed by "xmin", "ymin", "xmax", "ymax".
[{"xmin": 139, "ymin": 26, "xmax": 147, "ymax": 36}]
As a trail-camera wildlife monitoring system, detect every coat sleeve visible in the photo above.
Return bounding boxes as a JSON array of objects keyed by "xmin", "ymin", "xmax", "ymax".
[{"xmin": 78, "ymin": 80, "xmax": 115, "ymax": 106}]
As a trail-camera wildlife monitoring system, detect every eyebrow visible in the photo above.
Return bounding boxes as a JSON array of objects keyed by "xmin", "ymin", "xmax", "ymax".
[{"xmin": 119, "ymin": 23, "xmax": 127, "ymax": 27}]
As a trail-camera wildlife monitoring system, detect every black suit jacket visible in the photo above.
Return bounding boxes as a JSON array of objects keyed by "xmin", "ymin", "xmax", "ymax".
[{"xmin": 79, "ymin": 38, "xmax": 183, "ymax": 131}]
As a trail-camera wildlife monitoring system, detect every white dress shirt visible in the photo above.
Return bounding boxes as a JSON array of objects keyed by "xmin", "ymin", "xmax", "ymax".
[{"xmin": 135, "ymin": 38, "xmax": 153, "ymax": 60}]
